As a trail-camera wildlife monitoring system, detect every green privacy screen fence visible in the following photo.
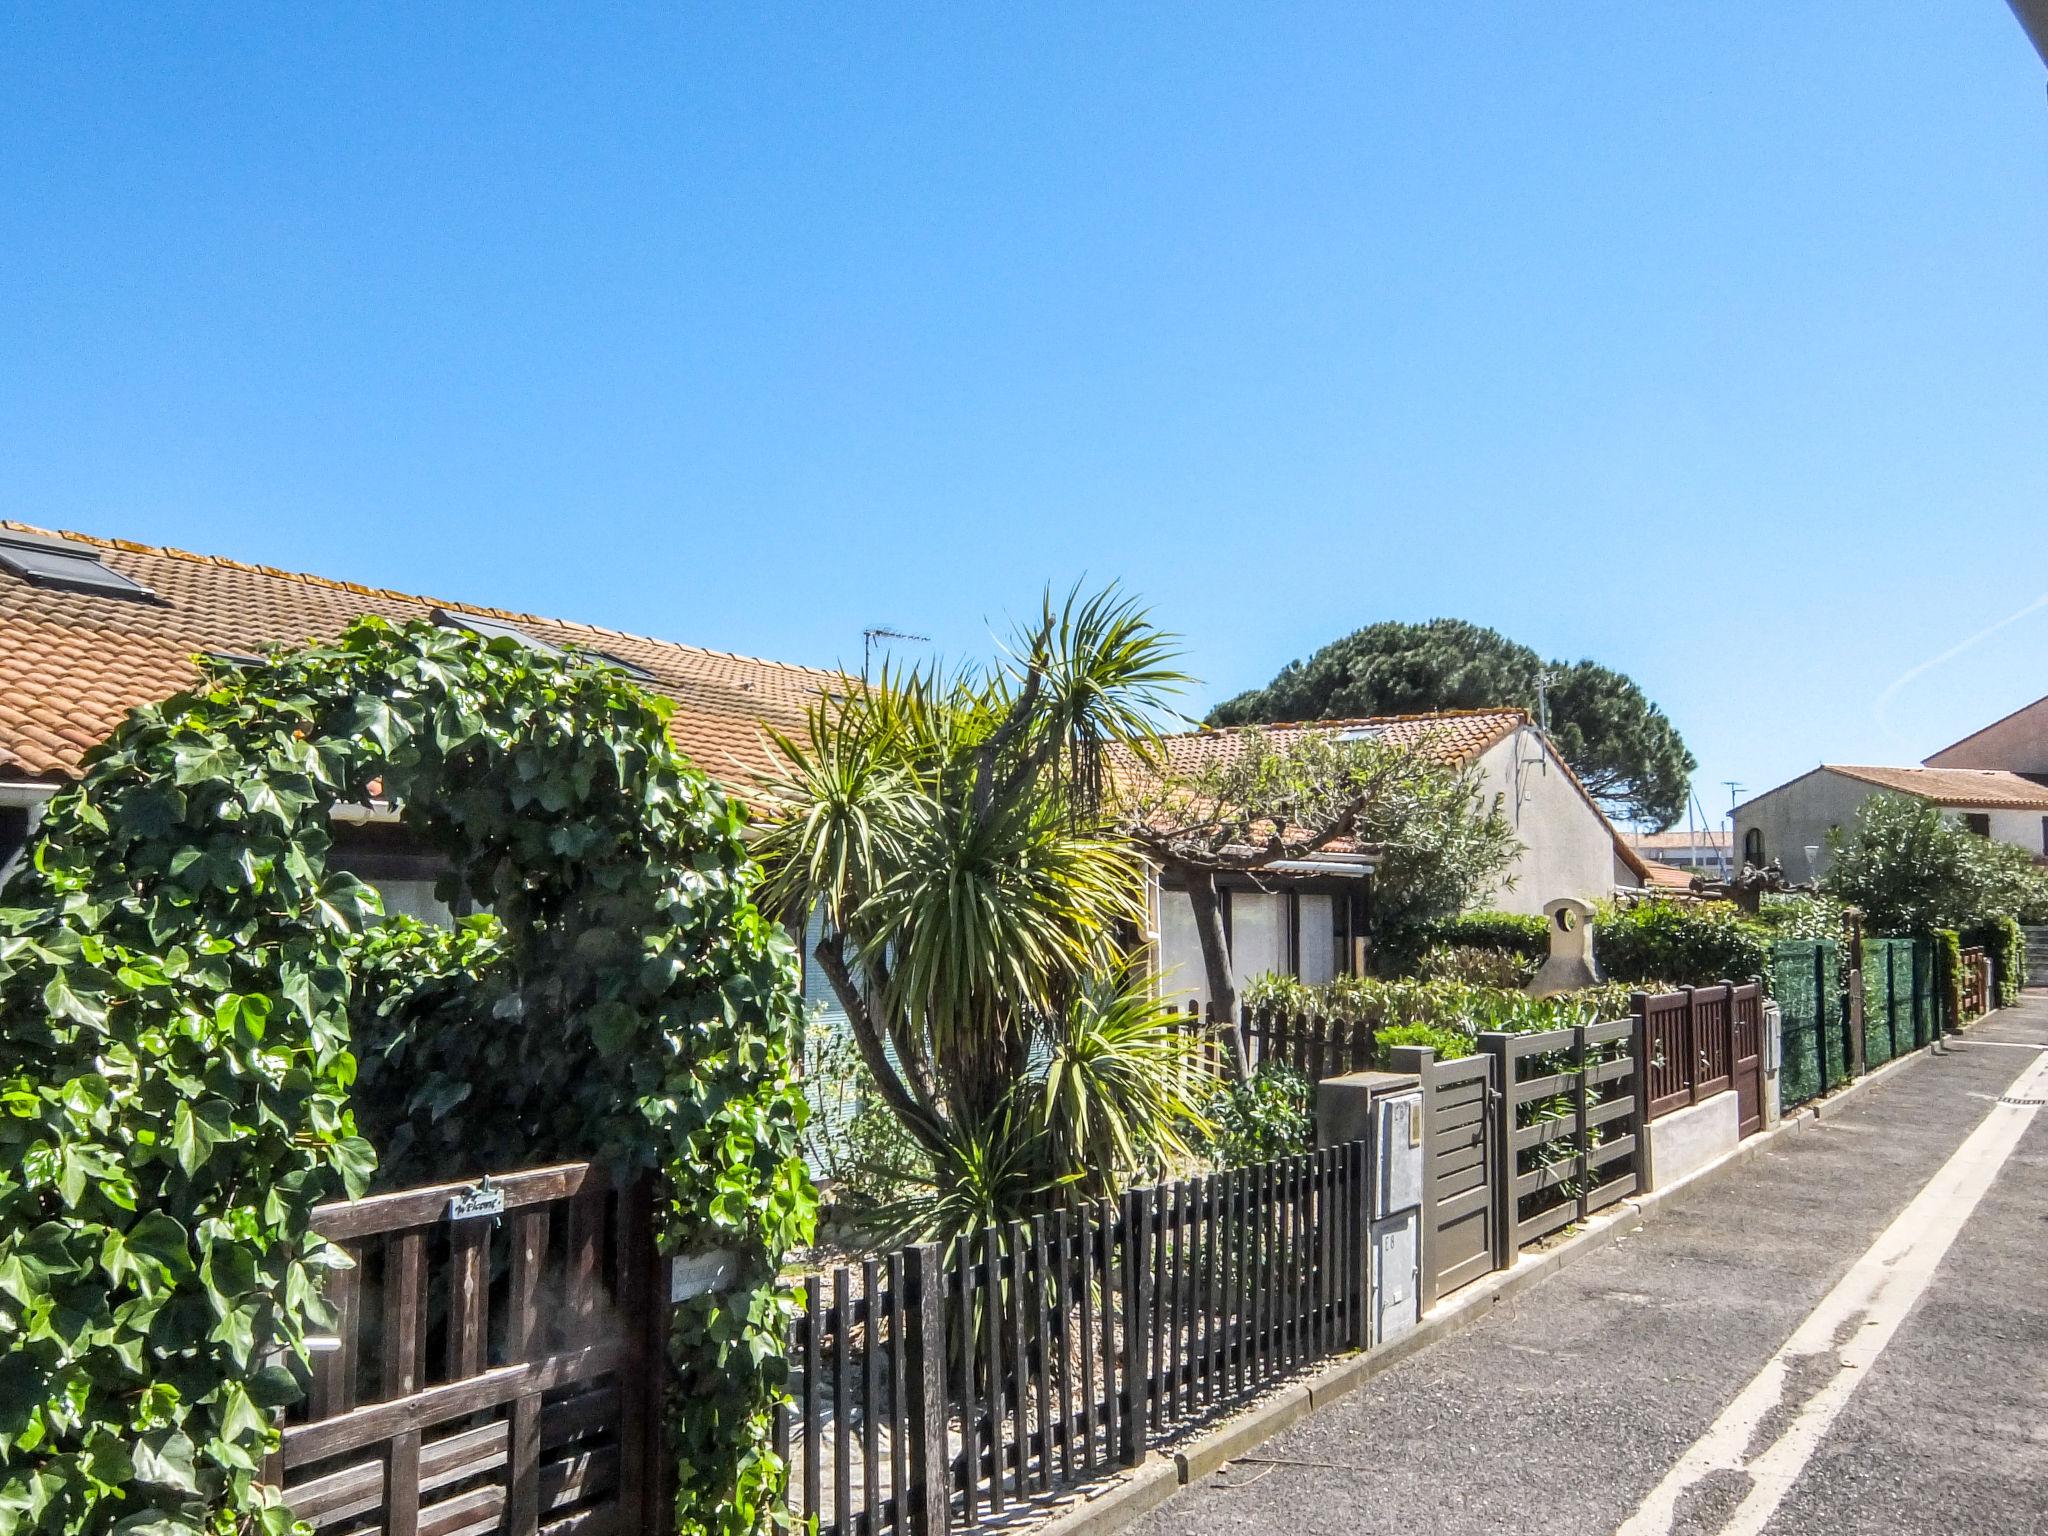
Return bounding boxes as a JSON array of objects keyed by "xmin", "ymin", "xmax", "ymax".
[{"xmin": 1774, "ymin": 937, "xmax": 1938, "ymax": 1111}]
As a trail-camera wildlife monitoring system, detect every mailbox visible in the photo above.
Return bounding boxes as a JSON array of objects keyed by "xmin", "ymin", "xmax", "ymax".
[{"xmin": 1370, "ymin": 1087, "xmax": 1424, "ymax": 1343}]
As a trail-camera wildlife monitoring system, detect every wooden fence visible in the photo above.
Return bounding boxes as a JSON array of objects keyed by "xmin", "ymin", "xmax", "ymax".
[
  {"xmin": 1633, "ymin": 982, "xmax": 1765, "ymax": 1137},
  {"xmin": 1483, "ymin": 1019, "xmax": 1645, "ymax": 1255},
  {"xmin": 783, "ymin": 1146, "xmax": 1368, "ymax": 1536},
  {"xmin": 1961, "ymin": 945, "xmax": 1992, "ymax": 1021},
  {"xmin": 276, "ymin": 1162, "xmax": 663, "ymax": 1536},
  {"xmin": 1237, "ymin": 1004, "xmax": 1379, "ymax": 1079}
]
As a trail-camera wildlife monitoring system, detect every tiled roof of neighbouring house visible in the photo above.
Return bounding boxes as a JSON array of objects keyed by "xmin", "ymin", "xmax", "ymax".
[
  {"xmin": 1134, "ymin": 711, "xmax": 1654, "ymax": 883},
  {"xmin": 1147, "ymin": 710, "xmax": 1529, "ymax": 779},
  {"xmin": 0, "ymin": 520, "xmax": 837, "ymax": 793},
  {"xmin": 1823, "ymin": 764, "xmax": 2048, "ymax": 811}
]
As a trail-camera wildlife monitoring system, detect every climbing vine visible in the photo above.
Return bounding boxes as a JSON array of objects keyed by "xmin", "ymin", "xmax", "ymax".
[{"xmin": 0, "ymin": 618, "xmax": 812, "ymax": 1536}]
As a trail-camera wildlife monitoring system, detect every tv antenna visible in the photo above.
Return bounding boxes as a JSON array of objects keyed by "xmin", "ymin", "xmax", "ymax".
[{"xmin": 863, "ymin": 626, "xmax": 929, "ymax": 676}]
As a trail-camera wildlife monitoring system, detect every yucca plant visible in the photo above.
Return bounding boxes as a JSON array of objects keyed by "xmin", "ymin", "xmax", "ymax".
[{"xmin": 756, "ymin": 586, "xmax": 1202, "ymax": 1235}]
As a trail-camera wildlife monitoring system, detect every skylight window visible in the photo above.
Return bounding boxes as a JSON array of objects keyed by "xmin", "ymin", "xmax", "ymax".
[
  {"xmin": 0, "ymin": 531, "xmax": 154, "ymax": 600},
  {"xmin": 1335, "ymin": 725, "xmax": 1383, "ymax": 742},
  {"xmin": 589, "ymin": 649, "xmax": 656, "ymax": 682},
  {"xmin": 431, "ymin": 608, "xmax": 562, "ymax": 656}
]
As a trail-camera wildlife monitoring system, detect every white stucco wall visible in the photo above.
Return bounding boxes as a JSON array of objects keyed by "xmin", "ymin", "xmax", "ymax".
[
  {"xmin": 1736, "ymin": 769, "xmax": 2048, "ymax": 880},
  {"xmin": 1471, "ymin": 727, "xmax": 1625, "ymax": 914}
]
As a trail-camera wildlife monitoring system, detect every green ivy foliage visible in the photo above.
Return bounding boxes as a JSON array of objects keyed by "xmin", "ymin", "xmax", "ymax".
[{"xmin": 0, "ymin": 619, "xmax": 812, "ymax": 1536}]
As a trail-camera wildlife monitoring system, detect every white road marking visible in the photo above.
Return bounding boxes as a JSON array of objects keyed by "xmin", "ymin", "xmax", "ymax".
[{"xmin": 1613, "ymin": 1046, "xmax": 2048, "ymax": 1536}]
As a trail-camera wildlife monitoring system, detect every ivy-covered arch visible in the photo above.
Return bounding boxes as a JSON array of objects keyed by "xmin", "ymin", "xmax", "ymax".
[{"xmin": 0, "ymin": 618, "xmax": 812, "ymax": 1536}]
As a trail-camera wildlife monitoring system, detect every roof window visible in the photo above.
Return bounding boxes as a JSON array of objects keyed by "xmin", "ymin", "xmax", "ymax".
[
  {"xmin": 431, "ymin": 608, "xmax": 562, "ymax": 656},
  {"xmin": 0, "ymin": 531, "xmax": 154, "ymax": 600}
]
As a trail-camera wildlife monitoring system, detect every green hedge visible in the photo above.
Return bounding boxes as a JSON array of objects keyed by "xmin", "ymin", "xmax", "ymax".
[
  {"xmin": 1933, "ymin": 927, "xmax": 1964, "ymax": 1031},
  {"xmin": 1594, "ymin": 900, "xmax": 1771, "ymax": 989},
  {"xmin": 1418, "ymin": 910, "xmax": 1549, "ymax": 965}
]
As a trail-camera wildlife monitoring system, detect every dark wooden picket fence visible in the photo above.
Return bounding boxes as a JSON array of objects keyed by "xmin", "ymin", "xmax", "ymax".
[
  {"xmin": 783, "ymin": 1146, "xmax": 1369, "ymax": 1536},
  {"xmin": 1634, "ymin": 982, "xmax": 1765, "ymax": 1137},
  {"xmin": 1237, "ymin": 1004, "xmax": 1379, "ymax": 1080},
  {"xmin": 1961, "ymin": 946, "xmax": 1992, "ymax": 1021}
]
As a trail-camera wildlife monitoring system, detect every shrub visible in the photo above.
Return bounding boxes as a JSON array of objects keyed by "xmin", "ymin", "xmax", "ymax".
[
  {"xmin": 1756, "ymin": 892, "xmax": 1849, "ymax": 943},
  {"xmin": 1374, "ymin": 1021, "xmax": 1479, "ymax": 1062},
  {"xmin": 1593, "ymin": 899, "xmax": 1770, "ymax": 988},
  {"xmin": 1416, "ymin": 943, "xmax": 1533, "ymax": 988},
  {"xmin": 1419, "ymin": 910, "xmax": 1548, "ymax": 967},
  {"xmin": 1199, "ymin": 1064, "xmax": 1313, "ymax": 1166},
  {"xmin": 1932, "ymin": 927, "xmax": 1965, "ymax": 1029},
  {"xmin": 1823, "ymin": 793, "xmax": 2048, "ymax": 934}
]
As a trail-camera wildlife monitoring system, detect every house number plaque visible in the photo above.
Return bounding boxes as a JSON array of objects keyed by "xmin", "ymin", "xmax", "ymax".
[{"xmin": 447, "ymin": 1176, "xmax": 506, "ymax": 1223}]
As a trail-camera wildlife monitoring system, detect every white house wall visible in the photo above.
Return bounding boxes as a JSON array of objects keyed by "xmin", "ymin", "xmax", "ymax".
[
  {"xmin": 1735, "ymin": 769, "xmax": 2048, "ymax": 880},
  {"xmin": 1471, "ymin": 728, "xmax": 1621, "ymax": 914}
]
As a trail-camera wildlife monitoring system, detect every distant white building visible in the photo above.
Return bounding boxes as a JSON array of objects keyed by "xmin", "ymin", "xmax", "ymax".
[
  {"xmin": 1626, "ymin": 826, "xmax": 1734, "ymax": 880},
  {"xmin": 1735, "ymin": 694, "xmax": 2048, "ymax": 882}
]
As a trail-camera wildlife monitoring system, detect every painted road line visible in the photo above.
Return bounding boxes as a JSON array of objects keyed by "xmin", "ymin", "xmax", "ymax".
[{"xmin": 1612, "ymin": 1046, "xmax": 2048, "ymax": 1536}]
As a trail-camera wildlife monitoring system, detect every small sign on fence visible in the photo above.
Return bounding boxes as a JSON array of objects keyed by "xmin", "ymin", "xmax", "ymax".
[
  {"xmin": 671, "ymin": 1247, "xmax": 739, "ymax": 1302},
  {"xmin": 447, "ymin": 1177, "xmax": 506, "ymax": 1223}
]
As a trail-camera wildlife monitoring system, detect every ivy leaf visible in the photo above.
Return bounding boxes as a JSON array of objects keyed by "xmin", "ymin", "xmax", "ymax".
[
  {"xmin": 170, "ymin": 1102, "xmax": 222, "ymax": 1177},
  {"xmin": 43, "ymin": 970, "xmax": 106, "ymax": 1028},
  {"xmin": 130, "ymin": 1429, "xmax": 200, "ymax": 1494}
]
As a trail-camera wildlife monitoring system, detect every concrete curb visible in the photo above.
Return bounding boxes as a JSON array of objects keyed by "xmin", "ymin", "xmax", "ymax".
[{"xmin": 1026, "ymin": 1012, "xmax": 2002, "ymax": 1536}]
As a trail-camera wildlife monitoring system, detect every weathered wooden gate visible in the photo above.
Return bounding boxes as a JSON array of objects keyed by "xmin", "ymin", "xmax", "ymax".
[
  {"xmin": 272, "ymin": 1162, "xmax": 665, "ymax": 1536},
  {"xmin": 1420, "ymin": 1053, "xmax": 1496, "ymax": 1305},
  {"xmin": 1730, "ymin": 982, "xmax": 1764, "ymax": 1137}
]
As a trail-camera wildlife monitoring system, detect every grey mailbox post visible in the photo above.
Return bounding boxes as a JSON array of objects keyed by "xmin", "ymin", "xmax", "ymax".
[{"xmin": 1317, "ymin": 1068, "xmax": 1425, "ymax": 1345}]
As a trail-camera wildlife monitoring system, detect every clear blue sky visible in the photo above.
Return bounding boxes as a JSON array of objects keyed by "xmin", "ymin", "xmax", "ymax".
[{"xmin": 5, "ymin": 5, "xmax": 2045, "ymax": 830}]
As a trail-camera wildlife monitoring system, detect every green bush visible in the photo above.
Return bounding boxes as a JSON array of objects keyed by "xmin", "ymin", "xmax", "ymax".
[
  {"xmin": 1962, "ymin": 914, "xmax": 2025, "ymax": 1007},
  {"xmin": 1593, "ymin": 899, "xmax": 1770, "ymax": 988},
  {"xmin": 1415, "ymin": 910, "xmax": 1548, "ymax": 967},
  {"xmin": 1756, "ymin": 893, "xmax": 1848, "ymax": 942},
  {"xmin": 1415, "ymin": 943, "xmax": 1535, "ymax": 988},
  {"xmin": 1199, "ymin": 1064, "xmax": 1313, "ymax": 1166},
  {"xmin": 1933, "ymin": 927, "xmax": 1965, "ymax": 1030},
  {"xmin": 1374, "ymin": 1021, "xmax": 1479, "ymax": 1062}
]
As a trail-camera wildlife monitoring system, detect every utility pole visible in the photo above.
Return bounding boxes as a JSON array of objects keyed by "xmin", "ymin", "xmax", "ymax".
[{"xmin": 1722, "ymin": 780, "xmax": 1744, "ymax": 864}]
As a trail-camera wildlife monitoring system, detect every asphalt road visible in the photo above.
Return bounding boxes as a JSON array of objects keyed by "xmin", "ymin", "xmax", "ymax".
[{"xmin": 1128, "ymin": 996, "xmax": 2048, "ymax": 1536}]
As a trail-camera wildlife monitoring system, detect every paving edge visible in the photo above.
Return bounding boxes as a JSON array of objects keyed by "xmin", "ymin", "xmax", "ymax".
[{"xmin": 1026, "ymin": 1012, "xmax": 2004, "ymax": 1536}]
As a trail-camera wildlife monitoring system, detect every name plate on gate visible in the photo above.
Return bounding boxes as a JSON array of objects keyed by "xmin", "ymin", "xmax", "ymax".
[
  {"xmin": 447, "ymin": 1179, "xmax": 506, "ymax": 1223},
  {"xmin": 671, "ymin": 1248, "xmax": 740, "ymax": 1302}
]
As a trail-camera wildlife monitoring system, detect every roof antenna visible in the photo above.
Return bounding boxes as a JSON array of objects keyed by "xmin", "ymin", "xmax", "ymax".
[
  {"xmin": 1534, "ymin": 668, "xmax": 1553, "ymax": 734},
  {"xmin": 863, "ymin": 626, "xmax": 929, "ymax": 677}
]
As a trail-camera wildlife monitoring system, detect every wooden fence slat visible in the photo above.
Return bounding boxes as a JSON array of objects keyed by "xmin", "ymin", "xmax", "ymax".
[
  {"xmin": 447, "ymin": 1221, "xmax": 490, "ymax": 1381},
  {"xmin": 1119, "ymin": 1187, "xmax": 1151, "ymax": 1467},
  {"xmin": 902, "ymin": 1245, "xmax": 947, "ymax": 1536},
  {"xmin": 310, "ymin": 1248, "xmax": 359, "ymax": 1419},
  {"xmin": 804, "ymin": 1275, "xmax": 822, "ymax": 1529},
  {"xmin": 982, "ymin": 1227, "xmax": 1005, "ymax": 1513},
  {"xmin": 1004, "ymin": 1223, "xmax": 1029, "ymax": 1499},
  {"xmin": 889, "ymin": 1251, "xmax": 908, "ymax": 1536},
  {"xmin": 1050, "ymin": 1211, "xmax": 1074, "ymax": 1484},
  {"xmin": 835, "ymin": 1267, "xmax": 852, "ymax": 1536},
  {"xmin": 863, "ymin": 1259, "xmax": 882, "ymax": 1536}
]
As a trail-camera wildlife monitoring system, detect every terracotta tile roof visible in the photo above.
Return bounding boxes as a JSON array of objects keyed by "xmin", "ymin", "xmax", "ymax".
[
  {"xmin": 1148, "ymin": 710, "xmax": 1528, "ymax": 779},
  {"xmin": 1116, "ymin": 712, "xmax": 1528, "ymax": 860},
  {"xmin": 0, "ymin": 520, "xmax": 836, "ymax": 796},
  {"xmin": 1825, "ymin": 764, "xmax": 2048, "ymax": 811},
  {"xmin": 1627, "ymin": 828, "xmax": 1731, "ymax": 852},
  {"xmin": 1640, "ymin": 861, "xmax": 1699, "ymax": 890}
]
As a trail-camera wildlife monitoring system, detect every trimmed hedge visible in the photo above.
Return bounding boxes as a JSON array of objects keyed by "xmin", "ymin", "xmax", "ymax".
[
  {"xmin": 1593, "ymin": 900, "xmax": 1771, "ymax": 989},
  {"xmin": 1418, "ymin": 910, "xmax": 1548, "ymax": 965}
]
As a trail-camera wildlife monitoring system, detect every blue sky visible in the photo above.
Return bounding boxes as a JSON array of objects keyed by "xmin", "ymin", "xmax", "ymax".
[{"xmin": 4, "ymin": 5, "xmax": 2045, "ymax": 830}]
